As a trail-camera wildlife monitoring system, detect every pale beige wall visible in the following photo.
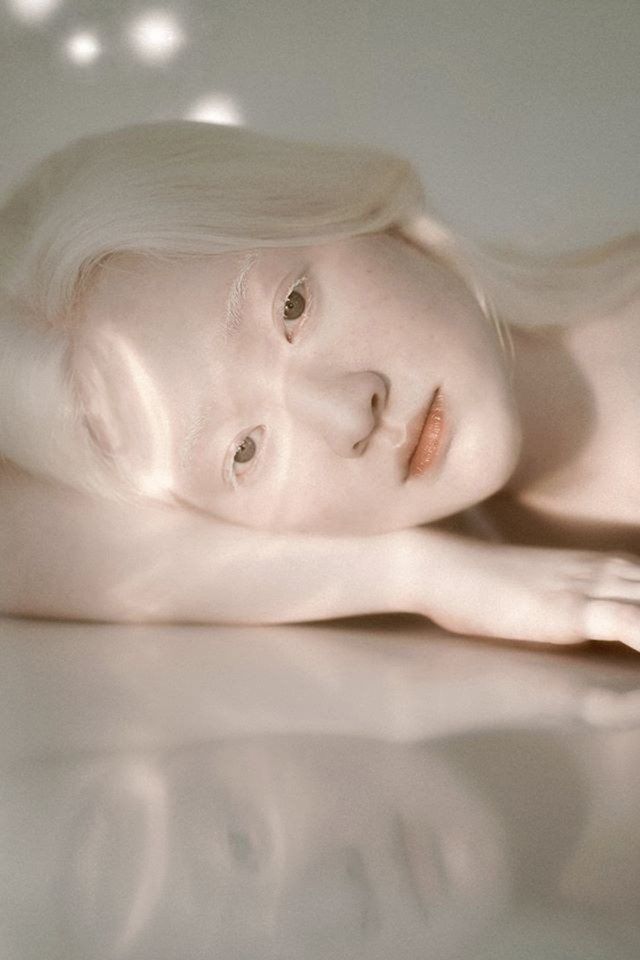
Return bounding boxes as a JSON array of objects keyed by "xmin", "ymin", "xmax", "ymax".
[{"xmin": 1, "ymin": 0, "xmax": 638, "ymax": 252}]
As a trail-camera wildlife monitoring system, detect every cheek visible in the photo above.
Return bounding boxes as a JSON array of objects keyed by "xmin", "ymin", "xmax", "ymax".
[{"xmin": 262, "ymin": 464, "xmax": 396, "ymax": 535}]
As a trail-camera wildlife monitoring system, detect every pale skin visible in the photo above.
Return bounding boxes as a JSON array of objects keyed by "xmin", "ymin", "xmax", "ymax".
[{"xmin": 1, "ymin": 230, "xmax": 640, "ymax": 649}]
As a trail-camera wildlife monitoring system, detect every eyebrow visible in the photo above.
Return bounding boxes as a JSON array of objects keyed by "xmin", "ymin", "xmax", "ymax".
[{"xmin": 224, "ymin": 252, "xmax": 258, "ymax": 342}]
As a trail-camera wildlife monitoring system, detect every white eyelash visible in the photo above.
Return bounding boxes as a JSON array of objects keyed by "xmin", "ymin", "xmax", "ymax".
[
  {"xmin": 180, "ymin": 410, "xmax": 209, "ymax": 469},
  {"xmin": 225, "ymin": 253, "xmax": 258, "ymax": 341}
]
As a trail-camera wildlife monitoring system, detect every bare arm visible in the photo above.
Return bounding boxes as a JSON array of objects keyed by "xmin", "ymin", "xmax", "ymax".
[
  {"xmin": 2, "ymin": 467, "xmax": 640, "ymax": 652},
  {"xmin": 0, "ymin": 467, "xmax": 429, "ymax": 624}
]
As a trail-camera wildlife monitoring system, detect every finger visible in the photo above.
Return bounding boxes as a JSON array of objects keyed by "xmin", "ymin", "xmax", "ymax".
[
  {"xmin": 582, "ymin": 598, "xmax": 640, "ymax": 649},
  {"xmin": 589, "ymin": 579, "xmax": 640, "ymax": 602},
  {"xmin": 589, "ymin": 557, "xmax": 640, "ymax": 598}
]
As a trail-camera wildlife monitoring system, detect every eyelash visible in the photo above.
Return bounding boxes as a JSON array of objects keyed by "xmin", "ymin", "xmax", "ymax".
[{"xmin": 227, "ymin": 276, "xmax": 310, "ymax": 486}]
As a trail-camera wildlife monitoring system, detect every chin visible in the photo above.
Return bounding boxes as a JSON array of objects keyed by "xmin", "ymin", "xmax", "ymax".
[{"xmin": 430, "ymin": 413, "xmax": 522, "ymax": 521}]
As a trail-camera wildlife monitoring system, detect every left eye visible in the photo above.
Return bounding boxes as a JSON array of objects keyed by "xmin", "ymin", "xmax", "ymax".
[
  {"xmin": 233, "ymin": 435, "xmax": 256, "ymax": 466},
  {"xmin": 228, "ymin": 425, "xmax": 266, "ymax": 483},
  {"xmin": 282, "ymin": 280, "xmax": 308, "ymax": 343}
]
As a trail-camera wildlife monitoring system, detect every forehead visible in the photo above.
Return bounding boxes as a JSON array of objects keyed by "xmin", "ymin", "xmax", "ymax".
[{"xmin": 79, "ymin": 251, "xmax": 249, "ymax": 337}]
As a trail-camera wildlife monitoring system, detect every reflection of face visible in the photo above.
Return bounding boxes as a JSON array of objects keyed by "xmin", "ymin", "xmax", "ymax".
[
  {"xmin": 77, "ymin": 231, "xmax": 522, "ymax": 534},
  {"xmin": 2, "ymin": 736, "xmax": 509, "ymax": 958},
  {"xmin": 164, "ymin": 737, "xmax": 511, "ymax": 951}
]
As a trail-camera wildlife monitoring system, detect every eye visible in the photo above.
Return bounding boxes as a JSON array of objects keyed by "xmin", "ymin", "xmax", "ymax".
[
  {"xmin": 227, "ymin": 425, "xmax": 266, "ymax": 485},
  {"xmin": 282, "ymin": 279, "xmax": 309, "ymax": 343},
  {"xmin": 226, "ymin": 275, "xmax": 309, "ymax": 487},
  {"xmin": 234, "ymin": 436, "xmax": 256, "ymax": 465}
]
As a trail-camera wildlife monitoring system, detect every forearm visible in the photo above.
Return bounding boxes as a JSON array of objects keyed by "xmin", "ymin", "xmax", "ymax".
[
  {"xmin": 157, "ymin": 520, "xmax": 422, "ymax": 625},
  {"xmin": 120, "ymin": 522, "xmax": 476, "ymax": 626},
  {"xmin": 2, "ymin": 470, "xmax": 438, "ymax": 624}
]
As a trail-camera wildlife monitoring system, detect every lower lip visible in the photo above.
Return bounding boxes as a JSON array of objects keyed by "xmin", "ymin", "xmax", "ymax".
[{"xmin": 408, "ymin": 389, "xmax": 446, "ymax": 478}]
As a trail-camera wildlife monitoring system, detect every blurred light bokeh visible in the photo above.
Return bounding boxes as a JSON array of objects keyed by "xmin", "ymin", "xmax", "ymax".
[
  {"xmin": 127, "ymin": 10, "xmax": 185, "ymax": 63},
  {"xmin": 64, "ymin": 30, "xmax": 101, "ymax": 64},
  {"xmin": 2, "ymin": 0, "xmax": 638, "ymax": 251}
]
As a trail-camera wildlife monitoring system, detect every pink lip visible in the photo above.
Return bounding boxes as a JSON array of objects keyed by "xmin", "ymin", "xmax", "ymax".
[{"xmin": 404, "ymin": 388, "xmax": 446, "ymax": 479}]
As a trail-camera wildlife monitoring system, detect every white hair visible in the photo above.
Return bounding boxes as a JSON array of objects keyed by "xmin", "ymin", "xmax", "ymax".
[{"xmin": 1, "ymin": 120, "xmax": 638, "ymax": 499}]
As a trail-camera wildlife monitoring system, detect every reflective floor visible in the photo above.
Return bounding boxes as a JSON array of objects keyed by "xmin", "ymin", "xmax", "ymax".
[{"xmin": 2, "ymin": 614, "xmax": 640, "ymax": 959}]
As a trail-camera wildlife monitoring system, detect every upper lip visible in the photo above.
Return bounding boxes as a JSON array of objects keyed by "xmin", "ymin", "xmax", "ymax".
[{"xmin": 401, "ymin": 388, "xmax": 439, "ymax": 480}]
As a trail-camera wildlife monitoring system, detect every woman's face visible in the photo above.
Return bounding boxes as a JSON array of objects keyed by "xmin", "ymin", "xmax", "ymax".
[{"xmin": 76, "ymin": 231, "xmax": 522, "ymax": 534}]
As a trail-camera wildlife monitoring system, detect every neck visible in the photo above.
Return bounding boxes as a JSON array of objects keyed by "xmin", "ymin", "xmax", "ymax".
[{"xmin": 503, "ymin": 322, "xmax": 594, "ymax": 497}]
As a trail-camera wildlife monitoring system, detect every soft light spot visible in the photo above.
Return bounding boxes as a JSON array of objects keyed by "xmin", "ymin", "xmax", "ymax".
[
  {"xmin": 128, "ymin": 10, "xmax": 185, "ymax": 62},
  {"xmin": 65, "ymin": 31, "xmax": 101, "ymax": 65},
  {"xmin": 186, "ymin": 93, "xmax": 244, "ymax": 127}
]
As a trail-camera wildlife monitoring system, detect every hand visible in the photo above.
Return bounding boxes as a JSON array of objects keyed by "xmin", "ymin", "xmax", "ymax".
[{"xmin": 403, "ymin": 533, "xmax": 640, "ymax": 651}]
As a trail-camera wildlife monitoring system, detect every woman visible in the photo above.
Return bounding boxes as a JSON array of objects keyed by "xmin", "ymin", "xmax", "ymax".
[{"xmin": 1, "ymin": 120, "xmax": 639, "ymax": 648}]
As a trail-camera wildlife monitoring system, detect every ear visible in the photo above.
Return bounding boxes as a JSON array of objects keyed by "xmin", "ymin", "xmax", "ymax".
[
  {"xmin": 71, "ymin": 329, "xmax": 174, "ymax": 491},
  {"xmin": 72, "ymin": 336, "xmax": 128, "ymax": 459}
]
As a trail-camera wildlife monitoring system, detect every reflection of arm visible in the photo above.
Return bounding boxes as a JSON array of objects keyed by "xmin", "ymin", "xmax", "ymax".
[{"xmin": 0, "ymin": 468, "xmax": 438, "ymax": 624}]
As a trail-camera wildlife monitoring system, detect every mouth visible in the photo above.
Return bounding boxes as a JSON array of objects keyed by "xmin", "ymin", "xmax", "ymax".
[{"xmin": 405, "ymin": 388, "xmax": 446, "ymax": 480}]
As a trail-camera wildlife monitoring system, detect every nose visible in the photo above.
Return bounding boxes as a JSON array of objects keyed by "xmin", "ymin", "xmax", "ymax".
[{"xmin": 286, "ymin": 368, "xmax": 390, "ymax": 458}]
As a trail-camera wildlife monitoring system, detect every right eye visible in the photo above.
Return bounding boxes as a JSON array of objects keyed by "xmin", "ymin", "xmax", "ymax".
[
  {"xmin": 234, "ymin": 436, "xmax": 255, "ymax": 465},
  {"xmin": 281, "ymin": 278, "xmax": 310, "ymax": 344},
  {"xmin": 227, "ymin": 425, "xmax": 266, "ymax": 485}
]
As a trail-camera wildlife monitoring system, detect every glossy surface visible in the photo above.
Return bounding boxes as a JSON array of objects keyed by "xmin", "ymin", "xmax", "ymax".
[{"xmin": 2, "ymin": 614, "xmax": 640, "ymax": 959}]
